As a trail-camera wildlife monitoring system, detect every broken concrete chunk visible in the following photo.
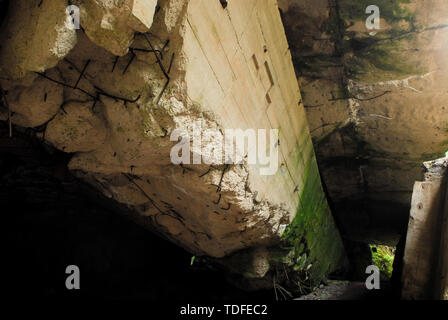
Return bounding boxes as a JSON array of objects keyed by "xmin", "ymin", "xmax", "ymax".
[
  {"xmin": 46, "ymin": 101, "xmax": 107, "ymax": 153},
  {"xmin": 6, "ymin": 70, "xmax": 64, "ymax": 128},
  {"xmin": 72, "ymin": 0, "xmax": 158, "ymax": 56},
  {"xmin": 128, "ymin": 0, "xmax": 159, "ymax": 32}
]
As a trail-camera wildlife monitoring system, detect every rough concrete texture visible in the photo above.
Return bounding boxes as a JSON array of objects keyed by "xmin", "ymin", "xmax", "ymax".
[
  {"xmin": 0, "ymin": 0, "xmax": 347, "ymax": 288},
  {"xmin": 71, "ymin": 0, "xmax": 158, "ymax": 56},
  {"xmin": 45, "ymin": 101, "xmax": 107, "ymax": 153},
  {"xmin": 1, "ymin": 70, "xmax": 64, "ymax": 127},
  {"xmin": 402, "ymin": 156, "xmax": 447, "ymax": 300},
  {"xmin": 278, "ymin": 0, "xmax": 448, "ymax": 244},
  {"xmin": 0, "ymin": 0, "xmax": 77, "ymax": 79}
]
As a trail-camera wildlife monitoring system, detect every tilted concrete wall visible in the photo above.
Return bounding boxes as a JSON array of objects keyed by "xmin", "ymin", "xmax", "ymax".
[
  {"xmin": 402, "ymin": 158, "xmax": 447, "ymax": 299},
  {"xmin": 0, "ymin": 0, "xmax": 347, "ymax": 286},
  {"xmin": 182, "ymin": 0, "xmax": 347, "ymax": 283},
  {"xmin": 185, "ymin": 0, "xmax": 305, "ymax": 212}
]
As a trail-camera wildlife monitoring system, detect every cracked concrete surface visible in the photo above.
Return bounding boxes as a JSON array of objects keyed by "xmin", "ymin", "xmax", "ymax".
[
  {"xmin": 0, "ymin": 0, "xmax": 347, "ymax": 286},
  {"xmin": 279, "ymin": 0, "xmax": 448, "ymax": 244}
]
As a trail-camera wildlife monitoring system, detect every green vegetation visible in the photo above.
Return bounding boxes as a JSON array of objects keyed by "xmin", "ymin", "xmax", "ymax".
[
  {"xmin": 292, "ymin": 53, "xmax": 342, "ymax": 75},
  {"xmin": 341, "ymin": 0, "xmax": 420, "ymax": 81},
  {"xmin": 344, "ymin": 38, "xmax": 422, "ymax": 82},
  {"xmin": 370, "ymin": 245, "xmax": 395, "ymax": 279},
  {"xmin": 276, "ymin": 148, "xmax": 347, "ymax": 293},
  {"xmin": 297, "ymin": 0, "xmax": 422, "ymax": 81},
  {"xmin": 339, "ymin": 0, "xmax": 414, "ymax": 24}
]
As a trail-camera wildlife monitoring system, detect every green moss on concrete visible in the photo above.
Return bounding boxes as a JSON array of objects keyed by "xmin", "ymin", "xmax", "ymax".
[
  {"xmin": 339, "ymin": 0, "xmax": 414, "ymax": 24},
  {"xmin": 344, "ymin": 35, "xmax": 423, "ymax": 82},
  {"xmin": 311, "ymin": 0, "xmax": 422, "ymax": 81},
  {"xmin": 278, "ymin": 147, "xmax": 347, "ymax": 290},
  {"xmin": 292, "ymin": 53, "xmax": 342, "ymax": 75},
  {"xmin": 340, "ymin": 1, "xmax": 421, "ymax": 81},
  {"xmin": 441, "ymin": 127, "xmax": 448, "ymax": 151}
]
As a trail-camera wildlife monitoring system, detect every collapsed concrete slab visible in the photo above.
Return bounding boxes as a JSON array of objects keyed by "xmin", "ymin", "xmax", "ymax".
[{"xmin": 0, "ymin": 0, "xmax": 347, "ymax": 290}]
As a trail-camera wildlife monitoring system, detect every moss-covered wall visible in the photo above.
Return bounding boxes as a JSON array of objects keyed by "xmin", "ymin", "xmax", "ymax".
[
  {"xmin": 338, "ymin": 0, "xmax": 422, "ymax": 82},
  {"xmin": 183, "ymin": 0, "xmax": 348, "ymax": 291},
  {"xmin": 279, "ymin": 147, "xmax": 348, "ymax": 290}
]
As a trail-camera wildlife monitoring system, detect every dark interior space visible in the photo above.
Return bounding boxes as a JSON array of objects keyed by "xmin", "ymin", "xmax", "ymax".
[
  {"xmin": 1, "ymin": 123, "xmax": 272, "ymax": 301},
  {"xmin": 1, "ymin": 122, "xmax": 402, "ymax": 301},
  {"xmin": 320, "ymin": 165, "xmax": 406, "ymax": 299},
  {"xmin": 0, "ymin": 0, "xmax": 9, "ymax": 28}
]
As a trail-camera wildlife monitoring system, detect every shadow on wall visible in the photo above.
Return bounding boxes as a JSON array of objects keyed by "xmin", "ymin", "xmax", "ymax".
[{"xmin": 332, "ymin": 198, "xmax": 410, "ymax": 246}]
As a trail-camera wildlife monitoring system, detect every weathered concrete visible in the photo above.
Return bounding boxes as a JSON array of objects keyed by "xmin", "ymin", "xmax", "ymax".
[
  {"xmin": 279, "ymin": 0, "xmax": 448, "ymax": 245},
  {"xmin": 71, "ymin": 0, "xmax": 158, "ymax": 56},
  {"xmin": 402, "ymin": 157, "xmax": 447, "ymax": 300},
  {"xmin": 0, "ymin": 0, "xmax": 347, "ymax": 288}
]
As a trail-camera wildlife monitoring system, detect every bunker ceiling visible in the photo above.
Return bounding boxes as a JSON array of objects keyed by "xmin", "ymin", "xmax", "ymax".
[{"xmin": 278, "ymin": 0, "xmax": 448, "ymax": 245}]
